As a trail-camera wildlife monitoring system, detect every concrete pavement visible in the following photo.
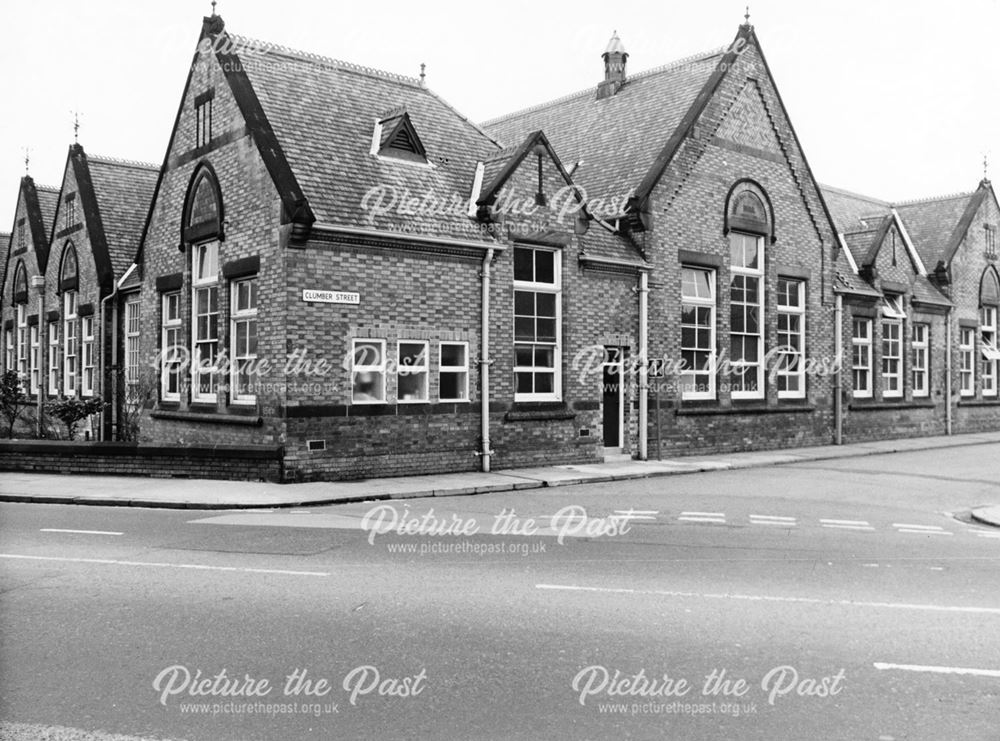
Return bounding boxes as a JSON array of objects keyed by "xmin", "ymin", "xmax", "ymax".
[{"xmin": 2, "ymin": 430, "xmax": 1000, "ymax": 510}]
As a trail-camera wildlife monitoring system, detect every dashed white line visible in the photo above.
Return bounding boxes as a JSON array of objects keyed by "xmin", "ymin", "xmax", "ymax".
[
  {"xmin": 0, "ymin": 553, "xmax": 330, "ymax": 577},
  {"xmin": 873, "ymin": 662, "xmax": 1000, "ymax": 678},
  {"xmin": 892, "ymin": 524, "xmax": 945, "ymax": 531},
  {"xmin": 749, "ymin": 515, "xmax": 797, "ymax": 526},
  {"xmin": 820, "ymin": 519, "xmax": 870, "ymax": 526},
  {"xmin": 975, "ymin": 532, "xmax": 1000, "ymax": 539},
  {"xmin": 897, "ymin": 529, "xmax": 953, "ymax": 536},
  {"xmin": 821, "ymin": 523, "xmax": 875, "ymax": 532},
  {"xmin": 535, "ymin": 583, "xmax": 1000, "ymax": 614},
  {"xmin": 680, "ymin": 512, "xmax": 724, "ymax": 518},
  {"xmin": 40, "ymin": 528, "xmax": 123, "ymax": 536}
]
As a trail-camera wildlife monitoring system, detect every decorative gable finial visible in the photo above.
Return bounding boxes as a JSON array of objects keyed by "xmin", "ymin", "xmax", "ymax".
[
  {"xmin": 744, "ymin": 6, "xmax": 751, "ymax": 25},
  {"xmin": 211, "ymin": 0, "xmax": 217, "ymax": 16},
  {"xmin": 419, "ymin": 63, "xmax": 426, "ymax": 87},
  {"xmin": 984, "ymin": 152, "xmax": 991, "ymax": 185},
  {"xmin": 23, "ymin": 147, "xmax": 29, "ymax": 176},
  {"xmin": 71, "ymin": 110, "xmax": 80, "ymax": 144}
]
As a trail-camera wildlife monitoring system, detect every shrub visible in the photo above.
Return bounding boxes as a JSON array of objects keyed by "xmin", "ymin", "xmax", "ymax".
[
  {"xmin": 48, "ymin": 396, "xmax": 105, "ymax": 440},
  {"xmin": 0, "ymin": 370, "xmax": 30, "ymax": 439}
]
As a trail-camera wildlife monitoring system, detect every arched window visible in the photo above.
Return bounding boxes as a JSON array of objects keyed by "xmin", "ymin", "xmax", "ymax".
[
  {"xmin": 56, "ymin": 244, "xmax": 81, "ymax": 396},
  {"xmin": 980, "ymin": 266, "xmax": 1000, "ymax": 307},
  {"xmin": 59, "ymin": 243, "xmax": 79, "ymax": 292},
  {"xmin": 725, "ymin": 181, "xmax": 773, "ymax": 240},
  {"xmin": 12, "ymin": 261, "xmax": 28, "ymax": 305},
  {"xmin": 182, "ymin": 165, "xmax": 223, "ymax": 401},
  {"xmin": 980, "ymin": 267, "xmax": 1000, "ymax": 396},
  {"xmin": 183, "ymin": 164, "xmax": 223, "ymax": 245},
  {"xmin": 723, "ymin": 181, "xmax": 774, "ymax": 400}
]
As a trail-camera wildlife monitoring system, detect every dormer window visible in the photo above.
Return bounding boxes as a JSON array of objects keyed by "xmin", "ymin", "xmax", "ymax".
[
  {"xmin": 881, "ymin": 294, "xmax": 906, "ymax": 320},
  {"xmin": 195, "ymin": 89, "xmax": 214, "ymax": 149},
  {"xmin": 372, "ymin": 109, "xmax": 427, "ymax": 163}
]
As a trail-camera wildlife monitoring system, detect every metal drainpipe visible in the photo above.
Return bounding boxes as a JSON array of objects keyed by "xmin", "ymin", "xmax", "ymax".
[
  {"xmin": 480, "ymin": 248, "xmax": 494, "ymax": 472},
  {"xmin": 945, "ymin": 307, "xmax": 953, "ymax": 435},
  {"xmin": 637, "ymin": 271, "xmax": 649, "ymax": 460},
  {"xmin": 100, "ymin": 280, "xmax": 119, "ymax": 441},
  {"xmin": 31, "ymin": 276, "xmax": 45, "ymax": 437},
  {"xmin": 834, "ymin": 294, "xmax": 843, "ymax": 445}
]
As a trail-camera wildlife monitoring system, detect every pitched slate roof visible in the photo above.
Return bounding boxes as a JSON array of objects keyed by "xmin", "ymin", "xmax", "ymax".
[
  {"xmin": 821, "ymin": 185, "xmax": 952, "ymax": 305},
  {"xmin": 224, "ymin": 31, "xmax": 501, "ymax": 239},
  {"xmin": 35, "ymin": 185, "xmax": 60, "ymax": 246},
  {"xmin": 86, "ymin": 156, "xmax": 158, "ymax": 276},
  {"xmin": 842, "ymin": 229, "xmax": 876, "ymax": 268},
  {"xmin": 483, "ymin": 48, "xmax": 726, "ymax": 209},
  {"xmin": 820, "ymin": 185, "xmax": 891, "ymax": 234},
  {"xmin": 895, "ymin": 191, "xmax": 980, "ymax": 270}
]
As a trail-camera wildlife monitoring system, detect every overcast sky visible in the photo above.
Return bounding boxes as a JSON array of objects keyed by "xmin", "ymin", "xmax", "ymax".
[{"xmin": 1, "ymin": 0, "xmax": 997, "ymax": 232}]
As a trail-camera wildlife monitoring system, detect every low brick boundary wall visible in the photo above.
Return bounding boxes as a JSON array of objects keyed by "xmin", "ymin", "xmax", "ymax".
[{"xmin": 0, "ymin": 440, "xmax": 284, "ymax": 482}]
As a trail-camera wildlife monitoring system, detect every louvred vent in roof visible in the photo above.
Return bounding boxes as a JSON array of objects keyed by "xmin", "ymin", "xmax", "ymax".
[{"xmin": 377, "ymin": 110, "xmax": 427, "ymax": 163}]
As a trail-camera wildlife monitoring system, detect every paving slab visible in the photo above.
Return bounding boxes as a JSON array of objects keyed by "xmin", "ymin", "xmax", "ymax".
[{"xmin": 2, "ymin": 430, "xmax": 1000, "ymax": 509}]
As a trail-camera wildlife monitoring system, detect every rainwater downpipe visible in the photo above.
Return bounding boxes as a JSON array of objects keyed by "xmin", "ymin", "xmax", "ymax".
[
  {"xmin": 834, "ymin": 294, "xmax": 843, "ymax": 445},
  {"xmin": 99, "ymin": 276, "xmax": 120, "ymax": 441},
  {"xmin": 31, "ymin": 276, "xmax": 45, "ymax": 437},
  {"xmin": 945, "ymin": 307, "xmax": 953, "ymax": 436},
  {"xmin": 480, "ymin": 247, "xmax": 495, "ymax": 472},
  {"xmin": 638, "ymin": 270, "xmax": 649, "ymax": 460}
]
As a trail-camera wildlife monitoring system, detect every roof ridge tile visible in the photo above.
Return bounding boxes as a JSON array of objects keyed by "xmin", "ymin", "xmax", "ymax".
[
  {"xmin": 87, "ymin": 154, "xmax": 159, "ymax": 171},
  {"xmin": 819, "ymin": 183, "xmax": 892, "ymax": 205},
  {"xmin": 894, "ymin": 191, "xmax": 976, "ymax": 207},
  {"xmin": 229, "ymin": 33, "xmax": 423, "ymax": 87},
  {"xmin": 481, "ymin": 47, "xmax": 726, "ymax": 127}
]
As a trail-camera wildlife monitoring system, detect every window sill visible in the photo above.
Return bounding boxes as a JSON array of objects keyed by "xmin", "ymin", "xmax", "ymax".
[
  {"xmin": 848, "ymin": 400, "xmax": 936, "ymax": 411},
  {"xmin": 505, "ymin": 402, "xmax": 575, "ymax": 422},
  {"xmin": 676, "ymin": 403, "xmax": 816, "ymax": 416},
  {"xmin": 150, "ymin": 409, "xmax": 262, "ymax": 426}
]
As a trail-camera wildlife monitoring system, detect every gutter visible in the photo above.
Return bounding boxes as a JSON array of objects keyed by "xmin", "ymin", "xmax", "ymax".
[{"xmin": 311, "ymin": 222, "xmax": 503, "ymax": 254}]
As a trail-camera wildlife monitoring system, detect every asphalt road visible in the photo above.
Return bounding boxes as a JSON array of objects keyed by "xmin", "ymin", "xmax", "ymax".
[{"xmin": 2, "ymin": 446, "xmax": 1000, "ymax": 740}]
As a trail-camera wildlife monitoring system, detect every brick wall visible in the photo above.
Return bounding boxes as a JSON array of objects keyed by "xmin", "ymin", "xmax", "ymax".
[
  {"xmin": 0, "ymin": 440, "xmax": 283, "ymax": 482},
  {"xmin": 947, "ymin": 190, "xmax": 1000, "ymax": 432},
  {"xmin": 139, "ymin": 47, "xmax": 287, "ymax": 450},
  {"xmin": 642, "ymin": 42, "xmax": 838, "ymax": 455}
]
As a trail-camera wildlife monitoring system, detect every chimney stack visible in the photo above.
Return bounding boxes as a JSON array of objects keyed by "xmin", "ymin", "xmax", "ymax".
[{"xmin": 597, "ymin": 31, "xmax": 628, "ymax": 100}]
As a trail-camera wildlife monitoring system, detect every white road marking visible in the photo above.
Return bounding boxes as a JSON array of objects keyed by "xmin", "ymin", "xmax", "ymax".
[
  {"xmin": 678, "ymin": 517, "xmax": 726, "ymax": 524},
  {"xmin": 680, "ymin": 512, "xmax": 724, "ymax": 518},
  {"xmin": 820, "ymin": 518, "xmax": 870, "ymax": 526},
  {"xmin": 40, "ymin": 528, "xmax": 123, "ymax": 536},
  {"xmin": 614, "ymin": 509, "xmax": 658, "ymax": 521},
  {"xmin": 821, "ymin": 523, "xmax": 875, "ymax": 531},
  {"xmin": 975, "ymin": 532, "xmax": 1000, "ymax": 539},
  {"xmin": 749, "ymin": 515, "xmax": 796, "ymax": 526},
  {"xmin": 897, "ymin": 529, "xmax": 953, "ymax": 536},
  {"xmin": 892, "ymin": 523, "xmax": 944, "ymax": 531},
  {"xmin": 873, "ymin": 662, "xmax": 1000, "ymax": 678},
  {"xmin": 535, "ymin": 583, "xmax": 1000, "ymax": 614},
  {"xmin": 0, "ymin": 553, "xmax": 329, "ymax": 577}
]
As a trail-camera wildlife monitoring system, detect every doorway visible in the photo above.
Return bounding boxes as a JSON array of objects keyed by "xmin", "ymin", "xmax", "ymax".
[{"xmin": 602, "ymin": 347, "xmax": 625, "ymax": 451}]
